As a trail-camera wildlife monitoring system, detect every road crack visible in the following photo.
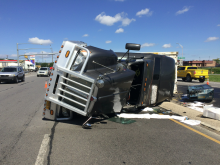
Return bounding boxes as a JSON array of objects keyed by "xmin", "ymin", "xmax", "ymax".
[{"xmin": 47, "ymin": 121, "xmax": 58, "ymax": 165}]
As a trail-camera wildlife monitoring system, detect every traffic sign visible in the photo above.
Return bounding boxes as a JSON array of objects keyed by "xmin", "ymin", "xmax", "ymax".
[{"xmin": 178, "ymin": 57, "xmax": 185, "ymax": 59}]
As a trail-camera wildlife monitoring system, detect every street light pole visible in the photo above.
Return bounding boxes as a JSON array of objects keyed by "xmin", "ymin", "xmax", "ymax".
[
  {"xmin": 50, "ymin": 47, "xmax": 53, "ymax": 63},
  {"xmin": 17, "ymin": 43, "xmax": 19, "ymax": 67},
  {"xmin": 176, "ymin": 43, "xmax": 183, "ymax": 58}
]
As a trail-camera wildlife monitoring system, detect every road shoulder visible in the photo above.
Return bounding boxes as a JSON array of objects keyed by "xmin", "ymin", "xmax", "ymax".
[{"xmin": 159, "ymin": 101, "xmax": 220, "ymax": 132}]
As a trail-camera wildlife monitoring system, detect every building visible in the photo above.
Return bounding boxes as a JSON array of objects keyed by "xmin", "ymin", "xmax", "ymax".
[
  {"xmin": 0, "ymin": 60, "xmax": 19, "ymax": 69},
  {"xmin": 0, "ymin": 60, "xmax": 34, "ymax": 70},
  {"xmin": 183, "ymin": 60, "xmax": 216, "ymax": 67}
]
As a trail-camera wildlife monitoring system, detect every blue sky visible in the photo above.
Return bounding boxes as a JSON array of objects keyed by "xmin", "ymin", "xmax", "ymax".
[{"xmin": 0, "ymin": 0, "xmax": 219, "ymax": 63}]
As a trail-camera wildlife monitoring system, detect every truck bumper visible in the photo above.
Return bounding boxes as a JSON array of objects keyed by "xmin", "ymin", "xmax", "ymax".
[{"xmin": 194, "ymin": 76, "xmax": 209, "ymax": 79}]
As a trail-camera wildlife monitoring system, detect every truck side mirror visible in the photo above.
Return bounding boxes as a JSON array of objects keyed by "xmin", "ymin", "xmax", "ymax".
[{"xmin": 125, "ymin": 43, "xmax": 141, "ymax": 51}]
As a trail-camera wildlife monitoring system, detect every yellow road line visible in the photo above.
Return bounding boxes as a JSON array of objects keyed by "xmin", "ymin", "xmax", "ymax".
[{"xmin": 169, "ymin": 118, "xmax": 220, "ymax": 145}]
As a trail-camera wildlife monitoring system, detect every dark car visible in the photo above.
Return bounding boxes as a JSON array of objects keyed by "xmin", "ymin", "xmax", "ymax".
[{"xmin": 0, "ymin": 66, "xmax": 25, "ymax": 83}]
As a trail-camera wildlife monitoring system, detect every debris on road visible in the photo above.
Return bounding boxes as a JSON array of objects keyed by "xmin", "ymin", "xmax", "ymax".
[
  {"xmin": 203, "ymin": 105, "xmax": 220, "ymax": 121},
  {"xmin": 116, "ymin": 107, "xmax": 201, "ymax": 126},
  {"xmin": 108, "ymin": 116, "xmax": 136, "ymax": 124},
  {"xmin": 117, "ymin": 113, "xmax": 201, "ymax": 126},
  {"xmin": 187, "ymin": 84, "xmax": 214, "ymax": 101}
]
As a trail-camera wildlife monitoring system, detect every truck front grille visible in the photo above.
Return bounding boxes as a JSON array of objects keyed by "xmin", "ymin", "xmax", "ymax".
[{"xmin": 58, "ymin": 74, "xmax": 94, "ymax": 111}]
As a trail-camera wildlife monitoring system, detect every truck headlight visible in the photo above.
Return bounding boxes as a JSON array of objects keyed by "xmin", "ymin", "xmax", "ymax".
[
  {"xmin": 71, "ymin": 53, "xmax": 86, "ymax": 71},
  {"xmin": 96, "ymin": 79, "xmax": 104, "ymax": 88}
]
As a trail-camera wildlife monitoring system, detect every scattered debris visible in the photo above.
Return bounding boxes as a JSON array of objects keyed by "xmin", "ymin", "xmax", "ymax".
[
  {"xmin": 186, "ymin": 101, "xmax": 205, "ymax": 112},
  {"xmin": 108, "ymin": 116, "xmax": 136, "ymax": 124},
  {"xmin": 187, "ymin": 84, "xmax": 214, "ymax": 101},
  {"xmin": 203, "ymin": 105, "xmax": 220, "ymax": 121},
  {"xmin": 115, "ymin": 107, "xmax": 201, "ymax": 126}
]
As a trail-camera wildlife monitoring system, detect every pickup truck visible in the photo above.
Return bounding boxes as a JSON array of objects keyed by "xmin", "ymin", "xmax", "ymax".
[{"xmin": 177, "ymin": 66, "xmax": 209, "ymax": 82}]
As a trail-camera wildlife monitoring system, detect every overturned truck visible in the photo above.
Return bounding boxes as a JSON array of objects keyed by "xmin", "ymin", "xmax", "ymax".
[{"xmin": 43, "ymin": 41, "xmax": 175, "ymax": 127}]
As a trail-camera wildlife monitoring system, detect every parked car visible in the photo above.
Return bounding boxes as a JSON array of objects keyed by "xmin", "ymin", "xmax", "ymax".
[
  {"xmin": 0, "ymin": 66, "xmax": 25, "ymax": 83},
  {"xmin": 37, "ymin": 67, "xmax": 51, "ymax": 77},
  {"xmin": 34, "ymin": 67, "xmax": 39, "ymax": 72}
]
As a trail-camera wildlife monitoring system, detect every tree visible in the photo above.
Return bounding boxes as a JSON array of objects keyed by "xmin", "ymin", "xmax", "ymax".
[
  {"xmin": 48, "ymin": 62, "xmax": 54, "ymax": 67},
  {"xmin": 41, "ymin": 63, "xmax": 48, "ymax": 67},
  {"xmin": 213, "ymin": 58, "xmax": 220, "ymax": 65}
]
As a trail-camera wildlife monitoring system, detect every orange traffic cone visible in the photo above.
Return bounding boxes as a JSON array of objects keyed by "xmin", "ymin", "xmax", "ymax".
[
  {"xmin": 207, "ymin": 78, "xmax": 209, "ymax": 85},
  {"xmin": 44, "ymin": 81, "xmax": 48, "ymax": 88}
]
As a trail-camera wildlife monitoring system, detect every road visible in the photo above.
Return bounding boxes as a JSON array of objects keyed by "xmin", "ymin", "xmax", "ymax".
[{"xmin": 0, "ymin": 73, "xmax": 220, "ymax": 165}]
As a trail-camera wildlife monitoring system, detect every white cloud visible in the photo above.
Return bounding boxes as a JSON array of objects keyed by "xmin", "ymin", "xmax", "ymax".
[
  {"xmin": 0, "ymin": 54, "xmax": 18, "ymax": 59},
  {"xmin": 83, "ymin": 34, "xmax": 89, "ymax": 37},
  {"xmin": 115, "ymin": 28, "xmax": 124, "ymax": 33},
  {"xmin": 11, "ymin": 54, "xmax": 17, "ymax": 57},
  {"xmin": 162, "ymin": 44, "xmax": 171, "ymax": 48},
  {"xmin": 95, "ymin": 12, "xmax": 135, "ymax": 26},
  {"xmin": 136, "ymin": 8, "xmax": 153, "ymax": 17},
  {"xmin": 141, "ymin": 43, "xmax": 155, "ymax": 48},
  {"xmin": 205, "ymin": 37, "xmax": 219, "ymax": 42},
  {"xmin": 176, "ymin": 6, "xmax": 191, "ymax": 15},
  {"xmin": 28, "ymin": 37, "xmax": 52, "ymax": 45},
  {"xmin": 106, "ymin": 40, "xmax": 112, "ymax": 44},
  {"xmin": 217, "ymin": 24, "xmax": 220, "ymax": 26},
  {"xmin": 121, "ymin": 18, "xmax": 135, "ymax": 26}
]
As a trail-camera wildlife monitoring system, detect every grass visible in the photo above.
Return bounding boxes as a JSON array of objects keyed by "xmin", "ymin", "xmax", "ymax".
[
  {"xmin": 200, "ymin": 67, "xmax": 220, "ymax": 74},
  {"xmin": 208, "ymin": 75, "xmax": 220, "ymax": 82}
]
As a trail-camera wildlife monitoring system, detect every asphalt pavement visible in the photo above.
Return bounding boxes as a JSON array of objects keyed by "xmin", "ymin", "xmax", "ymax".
[{"xmin": 0, "ymin": 73, "xmax": 220, "ymax": 165}]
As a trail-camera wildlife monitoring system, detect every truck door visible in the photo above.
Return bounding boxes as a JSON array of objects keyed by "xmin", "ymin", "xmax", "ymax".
[{"xmin": 177, "ymin": 66, "xmax": 185, "ymax": 77}]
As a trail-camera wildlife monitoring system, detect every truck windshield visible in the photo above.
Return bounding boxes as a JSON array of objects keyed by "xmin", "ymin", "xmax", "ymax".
[
  {"xmin": 40, "ymin": 68, "xmax": 47, "ymax": 70},
  {"xmin": 1, "ymin": 68, "xmax": 17, "ymax": 72},
  {"xmin": 178, "ymin": 67, "xmax": 185, "ymax": 70},
  {"xmin": 70, "ymin": 50, "xmax": 86, "ymax": 71}
]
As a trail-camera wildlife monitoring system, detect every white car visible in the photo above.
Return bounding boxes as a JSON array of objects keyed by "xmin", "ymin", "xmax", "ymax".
[{"xmin": 37, "ymin": 67, "xmax": 50, "ymax": 77}]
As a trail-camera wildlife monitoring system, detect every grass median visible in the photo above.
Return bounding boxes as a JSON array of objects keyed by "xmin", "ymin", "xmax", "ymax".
[{"xmin": 208, "ymin": 75, "xmax": 220, "ymax": 82}]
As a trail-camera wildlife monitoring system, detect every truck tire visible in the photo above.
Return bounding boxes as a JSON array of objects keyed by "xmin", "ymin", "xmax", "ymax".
[
  {"xmin": 199, "ymin": 78, "xmax": 205, "ymax": 83},
  {"xmin": 186, "ymin": 74, "xmax": 192, "ymax": 82},
  {"xmin": 182, "ymin": 78, "xmax": 186, "ymax": 81}
]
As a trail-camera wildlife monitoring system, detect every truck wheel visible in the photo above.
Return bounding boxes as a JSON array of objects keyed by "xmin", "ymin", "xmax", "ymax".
[
  {"xmin": 186, "ymin": 75, "xmax": 192, "ymax": 82},
  {"xmin": 199, "ymin": 78, "xmax": 205, "ymax": 83},
  {"xmin": 182, "ymin": 78, "xmax": 186, "ymax": 81},
  {"xmin": 14, "ymin": 77, "xmax": 19, "ymax": 83}
]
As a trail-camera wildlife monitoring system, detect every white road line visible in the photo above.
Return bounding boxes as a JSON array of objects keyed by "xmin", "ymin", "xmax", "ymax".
[{"xmin": 35, "ymin": 134, "xmax": 50, "ymax": 165}]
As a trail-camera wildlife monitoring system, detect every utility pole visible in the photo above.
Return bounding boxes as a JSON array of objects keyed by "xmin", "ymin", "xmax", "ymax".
[
  {"xmin": 176, "ymin": 43, "xmax": 183, "ymax": 57},
  {"xmin": 50, "ymin": 47, "xmax": 53, "ymax": 63}
]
